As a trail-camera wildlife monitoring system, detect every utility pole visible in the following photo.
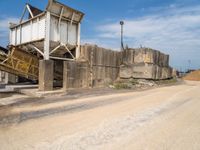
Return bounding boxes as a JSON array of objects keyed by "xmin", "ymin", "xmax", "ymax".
[{"xmin": 120, "ymin": 21, "xmax": 124, "ymax": 51}]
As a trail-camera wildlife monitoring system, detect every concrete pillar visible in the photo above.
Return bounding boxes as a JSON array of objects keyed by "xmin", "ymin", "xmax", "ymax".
[
  {"xmin": 63, "ymin": 61, "xmax": 69, "ymax": 91},
  {"xmin": 39, "ymin": 60, "xmax": 54, "ymax": 91}
]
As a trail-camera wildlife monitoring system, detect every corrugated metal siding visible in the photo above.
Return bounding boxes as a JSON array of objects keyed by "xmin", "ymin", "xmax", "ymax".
[
  {"xmin": 16, "ymin": 27, "xmax": 21, "ymax": 45},
  {"xmin": 21, "ymin": 23, "xmax": 31, "ymax": 43},
  {"xmin": 50, "ymin": 16, "xmax": 59, "ymax": 42},
  {"xmin": 10, "ymin": 13, "xmax": 78, "ymax": 46},
  {"xmin": 68, "ymin": 24, "xmax": 77, "ymax": 45},
  {"xmin": 50, "ymin": 15, "xmax": 78, "ymax": 45},
  {"xmin": 32, "ymin": 20, "xmax": 39, "ymax": 41},
  {"xmin": 38, "ymin": 17, "xmax": 45, "ymax": 39},
  {"xmin": 60, "ymin": 21, "xmax": 68, "ymax": 44},
  {"xmin": 10, "ymin": 15, "xmax": 46, "ymax": 45},
  {"xmin": 11, "ymin": 29, "xmax": 16, "ymax": 45}
]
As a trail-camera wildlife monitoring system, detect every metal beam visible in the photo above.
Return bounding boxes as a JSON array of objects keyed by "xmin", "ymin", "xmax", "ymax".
[
  {"xmin": 20, "ymin": 5, "xmax": 27, "ymax": 23},
  {"xmin": 70, "ymin": 12, "xmax": 75, "ymax": 26},
  {"xmin": 50, "ymin": 56, "xmax": 75, "ymax": 61},
  {"xmin": 50, "ymin": 44, "xmax": 61, "ymax": 54},
  {"xmin": 76, "ymin": 23, "xmax": 81, "ymax": 59},
  {"xmin": 30, "ymin": 44, "xmax": 44, "ymax": 56},
  {"xmin": 63, "ymin": 44, "xmax": 75, "ymax": 59},
  {"xmin": 44, "ymin": 11, "xmax": 51, "ymax": 60},
  {"xmin": 58, "ymin": 7, "xmax": 64, "ymax": 41},
  {"xmin": 26, "ymin": 4, "xmax": 34, "ymax": 18}
]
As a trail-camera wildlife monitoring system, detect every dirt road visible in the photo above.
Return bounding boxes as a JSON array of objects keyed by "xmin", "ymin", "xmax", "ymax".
[{"xmin": 0, "ymin": 81, "xmax": 200, "ymax": 150}]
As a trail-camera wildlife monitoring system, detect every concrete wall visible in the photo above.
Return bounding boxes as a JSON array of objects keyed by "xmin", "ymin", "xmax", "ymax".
[
  {"xmin": 63, "ymin": 45, "xmax": 121, "ymax": 89},
  {"xmin": 63, "ymin": 45, "xmax": 173, "ymax": 90},
  {"xmin": 63, "ymin": 61, "xmax": 90, "ymax": 90},
  {"xmin": 120, "ymin": 64, "xmax": 172, "ymax": 80},
  {"xmin": 120, "ymin": 48, "xmax": 172, "ymax": 80},
  {"xmin": 80, "ymin": 44, "xmax": 121, "ymax": 88},
  {"xmin": 123, "ymin": 48, "xmax": 169, "ymax": 67}
]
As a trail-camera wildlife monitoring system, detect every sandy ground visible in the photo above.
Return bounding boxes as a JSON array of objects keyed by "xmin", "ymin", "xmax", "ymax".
[
  {"xmin": 183, "ymin": 70, "xmax": 200, "ymax": 81},
  {"xmin": 0, "ymin": 81, "xmax": 200, "ymax": 150}
]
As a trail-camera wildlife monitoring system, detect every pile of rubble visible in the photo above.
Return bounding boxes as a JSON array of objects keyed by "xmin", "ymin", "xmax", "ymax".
[
  {"xmin": 111, "ymin": 78, "xmax": 177, "ymax": 90},
  {"xmin": 110, "ymin": 79, "xmax": 157, "ymax": 90}
]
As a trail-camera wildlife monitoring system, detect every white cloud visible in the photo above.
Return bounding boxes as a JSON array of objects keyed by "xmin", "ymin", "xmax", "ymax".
[
  {"xmin": 97, "ymin": 6, "xmax": 200, "ymax": 44},
  {"xmin": 81, "ymin": 38, "xmax": 120, "ymax": 51},
  {"xmin": 92, "ymin": 5, "xmax": 200, "ymax": 69},
  {"xmin": 0, "ymin": 17, "xmax": 19, "ymax": 42}
]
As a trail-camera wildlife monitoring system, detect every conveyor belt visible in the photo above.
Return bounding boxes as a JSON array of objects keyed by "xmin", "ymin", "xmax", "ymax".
[
  {"xmin": 0, "ymin": 46, "xmax": 63, "ymax": 81},
  {"xmin": 0, "ymin": 46, "xmax": 39, "ymax": 81}
]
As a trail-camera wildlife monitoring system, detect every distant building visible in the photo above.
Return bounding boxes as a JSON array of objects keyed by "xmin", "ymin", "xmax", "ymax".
[{"xmin": 0, "ymin": 71, "xmax": 18, "ymax": 84}]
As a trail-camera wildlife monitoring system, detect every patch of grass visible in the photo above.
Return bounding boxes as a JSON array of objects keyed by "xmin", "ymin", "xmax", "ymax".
[
  {"xmin": 155, "ymin": 78, "xmax": 177, "ymax": 85},
  {"xmin": 129, "ymin": 78, "xmax": 139, "ymax": 85},
  {"xmin": 113, "ymin": 82, "xmax": 131, "ymax": 89}
]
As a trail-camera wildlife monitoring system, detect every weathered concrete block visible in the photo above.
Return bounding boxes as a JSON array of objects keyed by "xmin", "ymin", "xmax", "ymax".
[
  {"xmin": 122, "ymin": 49, "xmax": 134, "ymax": 64},
  {"xmin": 39, "ymin": 60, "xmax": 54, "ymax": 91},
  {"xmin": 161, "ymin": 67, "xmax": 172, "ymax": 79},
  {"xmin": 120, "ymin": 65, "xmax": 133, "ymax": 79},
  {"xmin": 132, "ymin": 63, "xmax": 157, "ymax": 79},
  {"xmin": 120, "ymin": 63, "xmax": 158, "ymax": 79},
  {"xmin": 125, "ymin": 48, "xmax": 170, "ymax": 68},
  {"xmin": 155, "ymin": 66, "xmax": 162, "ymax": 80},
  {"xmin": 63, "ymin": 61, "xmax": 90, "ymax": 90},
  {"xmin": 172, "ymin": 68, "xmax": 178, "ymax": 77},
  {"xmin": 120, "ymin": 63, "xmax": 172, "ymax": 80},
  {"xmin": 79, "ymin": 44, "xmax": 172, "ymax": 86},
  {"xmin": 134, "ymin": 49, "xmax": 145, "ymax": 64}
]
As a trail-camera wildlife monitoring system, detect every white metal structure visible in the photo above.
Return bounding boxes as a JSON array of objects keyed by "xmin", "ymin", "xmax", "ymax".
[{"xmin": 9, "ymin": 0, "xmax": 84, "ymax": 60}]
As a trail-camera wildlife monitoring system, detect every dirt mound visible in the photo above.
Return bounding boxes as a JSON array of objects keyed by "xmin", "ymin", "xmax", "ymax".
[{"xmin": 183, "ymin": 70, "xmax": 200, "ymax": 81}]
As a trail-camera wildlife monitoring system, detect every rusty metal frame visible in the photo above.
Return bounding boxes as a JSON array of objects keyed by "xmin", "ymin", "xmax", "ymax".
[{"xmin": 0, "ymin": 47, "xmax": 39, "ymax": 80}]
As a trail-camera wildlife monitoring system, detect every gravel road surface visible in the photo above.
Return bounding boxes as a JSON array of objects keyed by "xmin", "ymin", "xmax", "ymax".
[{"xmin": 0, "ymin": 81, "xmax": 199, "ymax": 150}]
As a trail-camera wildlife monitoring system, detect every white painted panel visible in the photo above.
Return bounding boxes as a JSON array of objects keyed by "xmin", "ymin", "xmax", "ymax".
[
  {"xmin": 68, "ymin": 24, "xmax": 77, "ymax": 45},
  {"xmin": 9, "ymin": 15, "xmax": 46, "ymax": 46},
  {"xmin": 21, "ymin": 23, "xmax": 31, "ymax": 43},
  {"xmin": 38, "ymin": 17, "xmax": 45, "ymax": 39},
  {"xmin": 11, "ymin": 29, "xmax": 16, "ymax": 45},
  {"xmin": 50, "ymin": 15, "xmax": 78, "ymax": 45},
  {"xmin": 50, "ymin": 16, "xmax": 59, "ymax": 42},
  {"xmin": 60, "ymin": 20, "xmax": 68, "ymax": 44},
  {"xmin": 16, "ymin": 27, "xmax": 21, "ymax": 45},
  {"xmin": 32, "ymin": 20, "xmax": 38, "ymax": 41}
]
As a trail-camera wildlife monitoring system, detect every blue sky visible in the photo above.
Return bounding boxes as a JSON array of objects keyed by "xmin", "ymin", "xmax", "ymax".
[{"xmin": 0, "ymin": 0, "xmax": 200, "ymax": 70}]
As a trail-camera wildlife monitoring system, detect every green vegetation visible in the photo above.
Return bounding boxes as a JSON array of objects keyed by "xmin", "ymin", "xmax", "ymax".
[
  {"xmin": 155, "ymin": 78, "xmax": 177, "ymax": 85},
  {"xmin": 110, "ymin": 77, "xmax": 178, "ymax": 90},
  {"xmin": 113, "ymin": 82, "xmax": 131, "ymax": 89}
]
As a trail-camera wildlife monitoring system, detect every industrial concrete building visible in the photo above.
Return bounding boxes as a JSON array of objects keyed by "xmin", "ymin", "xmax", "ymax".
[
  {"xmin": 9, "ymin": 0, "xmax": 83, "ymax": 60},
  {"xmin": 0, "ymin": 0, "xmax": 172, "ymax": 92},
  {"xmin": 1, "ymin": 0, "xmax": 84, "ymax": 91}
]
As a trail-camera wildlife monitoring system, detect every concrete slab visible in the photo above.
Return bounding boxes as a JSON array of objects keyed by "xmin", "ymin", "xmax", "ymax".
[
  {"xmin": 0, "ymin": 94, "xmax": 28, "ymax": 105},
  {"xmin": 19, "ymin": 88, "xmax": 64, "ymax": 97},
  {"xmin": 0, "ymin": 84, "xmax": 38, "ymax": 93}
]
